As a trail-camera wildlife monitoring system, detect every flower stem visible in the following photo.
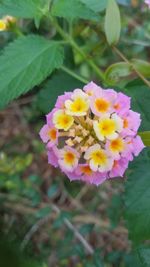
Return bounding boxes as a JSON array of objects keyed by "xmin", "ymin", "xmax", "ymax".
[
  {"xmin": 70, "ymin": 39, "xmax": 105, "ymax": 81},
  {"xmin": 113, "ymin": 46, "xmax": 150, "ymax": 88},
  {"xmin": 61, "ymin": 65, "xmax": 89, "ymax": 84},
  {"xmin": 50, "ymin": 16, "xmax": 105, "ymax": 82}
]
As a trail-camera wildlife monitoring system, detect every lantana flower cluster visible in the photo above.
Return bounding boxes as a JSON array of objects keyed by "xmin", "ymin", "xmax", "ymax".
[
  {"xmin": 40, "ymin": 82, "xmax": 145, "ymax": 186},
  {"xmin": 145, "ymin": 0, "xmax": 150, "ymax": 8},
  {"xmin": 0, "ymin": 16, "xmax": 16, "ymax": 32}
]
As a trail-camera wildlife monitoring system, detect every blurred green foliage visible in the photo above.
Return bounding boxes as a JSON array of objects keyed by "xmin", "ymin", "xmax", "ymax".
[{"xmin": 0, "ymin": 0, "xmax": 150, "ymax": 266}]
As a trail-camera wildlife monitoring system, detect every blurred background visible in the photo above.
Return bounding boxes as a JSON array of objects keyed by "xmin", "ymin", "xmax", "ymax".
[{"xmin": 0, "ymin": 0, "xmax": 150, "ymax": 266}]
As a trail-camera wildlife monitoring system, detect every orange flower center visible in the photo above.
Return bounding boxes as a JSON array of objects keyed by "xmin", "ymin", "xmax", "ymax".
[
  {"xmin": 114, "ymin": 103, "xmax": 120, "ymax": 110},
  {"xmin": 110, "ymin": 138, "xmax": 124, "ymax": 152},
  {"xmin": 113, "ymin": 160, "xmax": 118, "ymax": 168},
  {"xmin": 95, "ymin": 98, "xmax": 109, "ymax": 113},
  {"xmin": 81, "ymin": 165, "xmax": 92, "ymax": 175},
  {"xmin": 123, "ymin": 118, "xmax": 128, "ymax": 128},
  {"xmin": 49, "ymin": 128, "xmax": 57, "ymax": 140},
  {"xmin": 87, "ymin": 91, "xmax": 93, "ymax": 96},
  {"xmin": 64, "ymin": 152, "xmax": 75, "ymax": 163}
]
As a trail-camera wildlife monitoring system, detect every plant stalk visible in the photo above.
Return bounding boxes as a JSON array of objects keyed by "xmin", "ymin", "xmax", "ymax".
[{"xmin": 50, "ymin": 16, "xmax": 105, "ymax": 82}]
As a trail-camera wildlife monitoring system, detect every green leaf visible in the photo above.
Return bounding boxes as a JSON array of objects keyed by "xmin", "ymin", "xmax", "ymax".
[
  {"xmin": 51, "ymin": 0, "xmax": 100, "ymax": 21},
  {"xmin": 53, "ymin": 211, "xmax": 72, "ymax": 229},
  {"xmin": 35, "ymin": 71, "xmax": 84, "ymax": 113},
  {"xmin": 29, "ymin": 175, "xmax": 42, "ymax": 185},
  {"xmin": 107, "ymin": 195, "xmax": 123, "ymax": 227},
  {"xmin": 104, "ymin": 0, "xmax": 121, "ymax": 45},
  {"xmin": 0, "ymin": 236, "xmax": 45, "ymax": 267},
  {"xmin": 138, "ymin": 247, "xmax": 150, "ymax": 267},
  {"xmin": 80, "ymin": 0, "xmax": 108, "ymax": 12},
  {"xmin": 0, "ymin": 0, "xmax": 45, "ymax": 19},
  {"xmin": 35, "ymin": 207, "xmax": 51, "ymax": 219},
  {"xmin": 117, "ymin": 0, "xmax": 130, "ymax": 5},
  {"xmin": 124, "ymin": 252, "xmax": 143, "ymax": 267},
  {"xmin": 131, "ymin": 59, "xmax": 150, "ymax": 78},
  {"xmin": 47, "ymin": 184, "xmax": 59, "ymax": 198},
  {"xmin": 93, "ymin": 250, "xmax": 104, "ymax": 267},
  {"xmin": 125, "ymin": 148, "xmax": 150, "ymax": 244},
  {"xmin": 125, "ymin": 85, "xmax": 150, "ymax": 131},
  {"xmin": 79, "ymin": 224, "xmax": 94, "ymax": 235},
  {"xmin": 125, "ymin": 78, "xmax": 145, "ymax": 88},
  {"xmin": 0, "ymin": 35, "xmax": 64, "ymax": 109},
  {"xmin": 139, "ymin": 132, "xmax": 150, "ymax": 147},
  {"xmin": 105, "ymin": 62, "xmax": 132, "ymax": 84}
]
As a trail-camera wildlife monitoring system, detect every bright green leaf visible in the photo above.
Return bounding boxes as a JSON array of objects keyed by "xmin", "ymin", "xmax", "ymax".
[
  {"xmin": 0, "ymin": 0, "xmax": 45, "ymax": 19},
  {"xmin": 0, "ymin": 0, "xmax": 49, "ymax": 28},
  {"xmin": 131, "ymin": 59, "xmax": 150, "ymax": 78},
  {"xmin": 139, "ymin": 132, "xmax": 150, "ymax": 147},
  {"xmin": 105, "ymin": 62, "xmax": 132, "ymax": 84},
  {"xmin": 125, "ymin": 148, "xmax": 150, "ymax": 244},
  {"xmin": 51, "ymin": 0, "xmax": 100, "ymax": 21},
  {"xmin": 80, "ymin": 0, "xmax": 107, "ymax": 12},
  {"xmin": 125, "ymin": 85, "xmax": 150, "ymax": 131},
  {"xmin": 104, "ymin": 0, "xmax": 121, "ymax": 45},
  {"xmin": 0, "ymin": 35, "xmax": 64, "ymax": 109}
]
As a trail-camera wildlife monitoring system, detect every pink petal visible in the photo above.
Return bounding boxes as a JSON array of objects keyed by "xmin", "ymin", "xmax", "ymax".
[
  {"xmin": 83, "ymin": 81, "xmax": 102, "ymax": 96},
  {"xmin": 47, "ymin": 147, "xmax": 59, "ymax": 168},
  {"xmin": 55, "ymin": 92, "xmax": 72, "ymax": 109},
  {"xmin": 39, "ymin": 124, "xmax": 50, "ymax": 143},
  {"xmin": 114, "ymin": 92, "xmax": 131, "ymax": 116},
  {"xmin": 109, "ymin": 158, "xmax": 129, "ymax": 178},
  {"xmin": 132, "ymin": 135, "xmax": 145, "ymax": 157}
]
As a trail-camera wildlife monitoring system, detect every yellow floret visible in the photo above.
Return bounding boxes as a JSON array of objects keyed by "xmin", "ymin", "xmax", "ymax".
[
  {"xmin": 53, "ymin": 110, "xmax": 74, "ymax": 131},
  {"xmin": 84, "ymin": 144, "xmax": 113, "ymax": 172},
  {"xmin": 0, "ymin": 20, "xmax": 6, "ymax": 31},
  {"xmin": 59, "ymin": 147, "xmax": 79, "ymax": 172},
  {"xmin": 110, "ymin": 138, "xmax": 124, "ymax": 153},
  {"xmin": 65, "ymin": 89, "xmax": 89, "ymax": 116},
  {"xmin": 93, "ymin": 114, "xmax": 123, "ymax": 141},
  {"xmin": 94, "ymin": 118, "xmax": 116, "ymax": 141},
  {"xmin": 65, "ymin": 97, "xmax": 89, "ymax": 116},
  {"xmin": 64, "ymin": 151, "xmax": 76, "ymax": 165},
  {"xmin": 94, "ymin": 98, "xmax": 110, "ymax": 113},
  {"xmin": 91, "ymin": 150, "xmax": 107, "ymax": 166}
]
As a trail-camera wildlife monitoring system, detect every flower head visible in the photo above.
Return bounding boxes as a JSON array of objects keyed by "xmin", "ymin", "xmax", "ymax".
[
  {"xmin": 40, "ymin": 82, "xmax": 145, "ymax": 186},
  {"xmin": 0, "ymin": 20, "xmax": 6, "ymax": 31},
  {"xmin": 145, "ymin": 0, "xmax": 150, "ymax": 8},
  {"xmin": 0, "ymin": 16, "xmax": 16, "ymax": 31}
]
